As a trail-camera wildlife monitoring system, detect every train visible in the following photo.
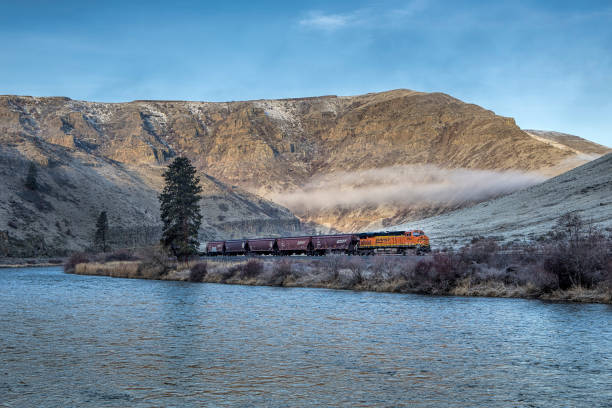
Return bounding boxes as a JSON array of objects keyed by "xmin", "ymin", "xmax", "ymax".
[{"xmin": 204, "ymin": 230, "xmax": 430, "ymax": 256}]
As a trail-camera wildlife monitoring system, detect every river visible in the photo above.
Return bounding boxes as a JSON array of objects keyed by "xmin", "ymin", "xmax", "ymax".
[{"xmin": 1, "ymin": 266, "xmax": 611, "ymax": 407}]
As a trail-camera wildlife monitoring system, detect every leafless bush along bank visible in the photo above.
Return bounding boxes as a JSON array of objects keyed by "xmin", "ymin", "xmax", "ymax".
[{"xmin": 65, "ymin": 213, "xmax": 611, "ymax": 303}]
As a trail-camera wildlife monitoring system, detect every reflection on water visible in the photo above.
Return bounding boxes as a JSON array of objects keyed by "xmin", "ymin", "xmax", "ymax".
[{"xmin": 1, "ymin": 267, "xmax": 611, "ymax": 407}]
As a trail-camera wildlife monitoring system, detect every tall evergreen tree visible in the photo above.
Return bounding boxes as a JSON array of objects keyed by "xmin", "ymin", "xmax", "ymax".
[
  {"xmin": 94, "ymin": 211, "xmax": 110, "ymax": 252},
  {"xmin": 25, "ymin": 162, "xmax": 38, "ymax": 190},
  {"xmin": 159, "ymin": 157, "xmax": 203, "ymax": 261}
]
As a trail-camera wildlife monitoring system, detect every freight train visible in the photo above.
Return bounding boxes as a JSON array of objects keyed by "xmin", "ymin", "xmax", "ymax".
[{"xmin": 204, "ymin": 230, "xmax": 430, "ymax": 256}]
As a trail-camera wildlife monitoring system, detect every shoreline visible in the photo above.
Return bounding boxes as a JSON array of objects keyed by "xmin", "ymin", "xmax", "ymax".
[
  {"xmin": 66, "ymin": 258, "xmax": 612, "ymax": 304},
  {"xmin": 0, "ymin": 258, "xmax": 65, "ymax": 269}
]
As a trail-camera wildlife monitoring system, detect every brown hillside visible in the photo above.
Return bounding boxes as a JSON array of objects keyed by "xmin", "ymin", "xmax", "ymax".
[
  {"xmin": 0, "ymin": 90, "xmax": 594, "ymax": 237},
  {"xmin": 0, "ymin": 134, "xmax": 300, "ymax": 257}
]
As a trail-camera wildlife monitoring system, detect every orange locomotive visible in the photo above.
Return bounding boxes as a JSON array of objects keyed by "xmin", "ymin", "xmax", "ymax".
[{"xmin": 358, "ymin": 230, "xmax": 430, "ymax": 255}]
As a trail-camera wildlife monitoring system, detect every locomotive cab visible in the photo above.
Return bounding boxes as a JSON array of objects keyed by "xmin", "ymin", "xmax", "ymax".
[{"xmin": 407, "ymin": 230, "xmax": 430, "ymax": 252}]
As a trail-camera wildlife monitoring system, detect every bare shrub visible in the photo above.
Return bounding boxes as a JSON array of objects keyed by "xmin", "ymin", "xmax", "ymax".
[
  {"xmin": 270, "ymin": 259, "xmax": 293, "ymax": 286},
  {"xmin": 321, "ymin": 254, "xmax": 344, "ymax": 280},
  {"xmin": 461, "ymin": 237, "xmax": 499, "ymax": 265},
  {"xmin": 370, "ymin": 256, "xmax": 397, "ymax": 283},
  {"xmin": 189, "ymin": 262, "xmax": 207, "ymax": 282},
  {"xmin": 344, "ymin": 257, "xmax": 365, "ymax": 286},
  {"xmin": 136, "ymin": 245, "xmax": 172, "ymax": 278},
  {"xmin": 413, "ymin": 259, "xmax": 432, "ymax": 279},
  {"xmin": 410, "ymin": 259, "xmax": 434, "ymax": 290},
  {"xmin": 205, "ymin": 263, "xmax": 237, "ymax": 283},
  {"xmin": 103, "ymin": 248, "xmax": 138, "ymax": 263},
  {"xmin": 512, "ymin": 244, "xmax": 541, "ymax": 265},
  {"xmin": 552, "ymin": 212, "xmax": 584, "ymax": 241},
  {"xmin": 241, "ymin": 259, "xmax": 264, "ymax": 279},
  {"xmin": 430, "ymin": 252, "xmax": 460, "ymax": 290},
  {"xmin": 221, "ymin": 264, "xmax": 243, "ymax": 282},
  {"xmin": 274, "ymin": 259, "xmax": 292, "ymax": 276},
  {"xmin": 543, "ymin": 222, "xmax": 611, "ymax": 289},
  {"xmin": 431, "ymin": 253, "xmax": 454, "ymax": 279},
  {"xmin": 526, "ymin": 265, "xmax": 558, "ymax": 294},
  {"xmin": 64, "ymin": 252, "xmax": 92, "ymax": 273}
]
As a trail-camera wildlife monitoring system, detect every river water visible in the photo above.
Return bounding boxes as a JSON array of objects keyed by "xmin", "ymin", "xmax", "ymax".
[{"xmin": 1, "ymin": 266, "xmax": 611, "ymax": 407}]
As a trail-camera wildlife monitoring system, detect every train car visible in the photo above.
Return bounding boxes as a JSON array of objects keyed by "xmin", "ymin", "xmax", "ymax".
[
  {"xmin": 277, "ymin": 236, "xmax": 313, "ymax": 255},
  {"xmin": 247, "ymin": 238, "xmax": 278, "ymax": 255},
  {"xmin": 358, "ymin": 230, "xmax": 430, "ymax": 255},
  {"xmin": 206, "ymin": 241, "xmax": 225, "ymax": 256},
  {"xmin": 312, "ymin": 234, "xmax": 360, "ymax": 255},
  {"xmin": 224, "ymin": 239, "xmax": 248, "ymax": 255}
]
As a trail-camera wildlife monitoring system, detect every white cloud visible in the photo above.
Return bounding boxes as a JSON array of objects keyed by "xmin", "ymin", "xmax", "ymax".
[
  {"xmin": 298, "ymin": 1, "xmax": 429, "ymax": 31},
  {"xmin": 299, "ymin": 11, "xmax": 355, "ymax": 30}
]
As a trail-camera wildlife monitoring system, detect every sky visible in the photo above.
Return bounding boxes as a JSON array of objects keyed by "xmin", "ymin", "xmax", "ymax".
[{"xmin": 1, "ymin": 0, "xmax": 610, "ymax": 146}]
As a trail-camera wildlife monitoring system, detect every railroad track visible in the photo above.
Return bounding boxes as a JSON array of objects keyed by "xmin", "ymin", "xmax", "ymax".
[{"xmin": 199, "ymin": 254, "xmax": 432, "ymax": 262}]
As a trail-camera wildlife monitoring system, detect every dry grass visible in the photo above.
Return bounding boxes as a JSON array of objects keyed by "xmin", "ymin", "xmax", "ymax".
[
  {"xmin": 68, "ymin": 256, "xmax": 611, "ymax": 304},
  {"xmin": 451, "ymin": 277, "xmax": 533, "ymax": 298},
  {"xmin": 542, "ymin": 285, "xmax": 612, "ymax": 303},
  {"xmin": 75, "ymin": 261, "xmax": 140, "ymax": 278}
]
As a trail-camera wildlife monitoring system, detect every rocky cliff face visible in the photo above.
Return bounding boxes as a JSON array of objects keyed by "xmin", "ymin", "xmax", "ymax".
[{"xmin": 1, "ymin": 90, "xmax": 605, "ymax": 249}]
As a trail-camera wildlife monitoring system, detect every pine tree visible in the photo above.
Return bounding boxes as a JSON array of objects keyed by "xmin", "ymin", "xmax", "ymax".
[
  {"xmin": 94, "ymin": 211, "xmax": 110, "ymax": 252},
  {"xmin": 159, "ymin": 157, "xmax": 203, "ymax": 261},
  {"xmin": 25, "ymin": 162, "xmax": 38, "ymax": 190}
]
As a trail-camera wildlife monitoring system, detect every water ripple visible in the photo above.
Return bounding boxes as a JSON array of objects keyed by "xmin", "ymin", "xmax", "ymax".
[{"xmin": 1, "ymin": 267, "xmax": 611, "ymax": 407}]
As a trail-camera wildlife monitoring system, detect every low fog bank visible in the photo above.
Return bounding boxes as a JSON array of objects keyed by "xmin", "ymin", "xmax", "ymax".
[{"xmin": 270, "ymin": 165, "xmax": 545, "ymax": 211}]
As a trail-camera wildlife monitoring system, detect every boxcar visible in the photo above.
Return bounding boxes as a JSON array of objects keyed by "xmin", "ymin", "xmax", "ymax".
[
  {"xmin": 206, "ymin": 241, "xmax": 225, "ymax": 256},
  {"xmin": 247, "ymin": 238, "xmax": 278, "ymax": 254},
  {"xmin": 277, "ymin": 236, "xmax": 312, "ymax": 255}
]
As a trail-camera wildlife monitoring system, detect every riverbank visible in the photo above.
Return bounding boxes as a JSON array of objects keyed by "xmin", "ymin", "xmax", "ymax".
[
  {"xmin": 67, "ymin": 256, "xmax": 612, "ymax": 304},
  {"xmin": 1, "ymin": 257, "xmax": 64, "ymax": 268}
]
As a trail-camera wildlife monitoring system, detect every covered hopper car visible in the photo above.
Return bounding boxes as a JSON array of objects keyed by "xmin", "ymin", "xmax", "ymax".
[
  {"xmin": 312, "ymin": 234, "xmax": 359, "ymax": 255},
  {"xmin": 247, "ymin": 238, "xmax": 278, "ymax": 254},
  {"xmin": 224, "ymin": 239, "xmax": 248, "ymax": 255},
  {"xmin": 206, "ymin": 241, "xmax": 225, "ymax": 255},
  {"xmin": 277, "ymin": 236, "xmax": 313, "ymax": 255}
]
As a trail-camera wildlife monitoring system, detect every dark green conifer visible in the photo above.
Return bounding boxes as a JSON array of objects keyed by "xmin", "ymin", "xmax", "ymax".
[
  {"xmin": 94, "ymin": 211, "xmax": 110, "ymax": 252},
  {"xmin": 25, "ymin": 162, "xmax": 38, "ymax": 190},
  {"xmin": 159, "ymin": 157, "xmax": 203, "ymax": 261}
]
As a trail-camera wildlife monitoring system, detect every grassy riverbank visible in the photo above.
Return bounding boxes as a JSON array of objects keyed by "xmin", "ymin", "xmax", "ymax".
[
  {"xmin": 64, "ymin": 214, "xmax": 612, "ymax": 304},
  {"xmin": 65, "ymin": 250, "xmax": 611, "ymax": 304}
]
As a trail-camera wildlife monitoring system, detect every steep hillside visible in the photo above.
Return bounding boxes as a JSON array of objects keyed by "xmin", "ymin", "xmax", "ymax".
[
  {"xmin": 0, "ymin": 135, "xmax": 300, "ymax": 257},
  {"xmin": 523, "ymin": 129, "xmax": 611, "ymax": 177},
  {"xmin": 1, "ymin": 90, "xmax": 590, "ymax": 233},
  {"xmin": 524, "ymin": 129, "xmax": 610, "ymax": 157},
  {"xmin": 389, "ymin": 153, "xmax": 612, "ymax": 248}
]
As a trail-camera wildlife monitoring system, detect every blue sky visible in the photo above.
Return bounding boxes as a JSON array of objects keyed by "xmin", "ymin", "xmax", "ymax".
[{"xmin": 1, "ymin": 0, "xmax": 610, "ymax": 146}]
